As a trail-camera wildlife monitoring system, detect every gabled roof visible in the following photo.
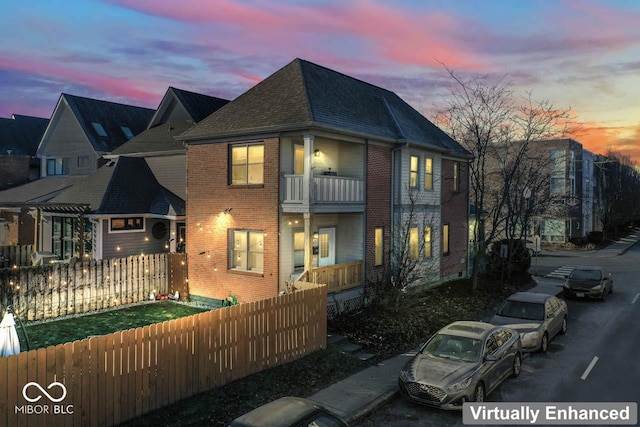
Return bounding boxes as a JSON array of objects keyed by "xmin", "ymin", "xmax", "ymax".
[
  {"xmin": 147, "ymin": 87, "xmax": 230, "ymax": 128},
  {"xmin": 0, "ymin": 114, "xmax": 49, "ymax": 156},
  {"xmin": 108, "ymin": 121, "xmax": 193, "ymax": 157},
  {"xmin": 0, "ymin": 176, "xmax": 85, "ymax": 204},
  {"xmin": 180, "ymin": 58, "xmax": 471, "ymax": 158},
  {"xmin": 37, "ymin": 94, "xmax": 155, "ymax": 156},
  {"xmin": 48, "ymin": 157, "xmax": 184, "ymax": 216}
]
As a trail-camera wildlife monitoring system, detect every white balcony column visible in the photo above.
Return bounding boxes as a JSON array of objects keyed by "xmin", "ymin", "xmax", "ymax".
[
  {"xmin": 303, "ymin": 134, "xmax": 314, "ymax": 205},
  {"xmin": 304, "ymin": 212, "xmax": 313, "ymax": 272}
]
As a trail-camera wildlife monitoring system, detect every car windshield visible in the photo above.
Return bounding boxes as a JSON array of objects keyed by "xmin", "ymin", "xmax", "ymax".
[
  {"xmin": 570, "ymin": 269, "xmax": 602, "ymax": 280},
  {"xmin": 422, "ymin": 333, "xmax": 482, "ymax": 363},
  {"xmin": 497, "ymin": 300, "xmax": 544, "ymax": 321}
]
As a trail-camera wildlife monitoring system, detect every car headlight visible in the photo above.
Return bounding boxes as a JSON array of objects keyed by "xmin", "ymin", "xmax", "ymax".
[
  {"xmin": 563, "ymin": 282, "xmax": 570, "ymax": 289},
  {"xmin": 399, "ymin": 370, "xmax": 411, "ymax": 382},
  {"xmin": 447, "ymin": 376, "xmax": 472, "ymax": 392},
  {"xmin": 592, "ymin": 284, "xmax": 603, "ymax": 291},
  {"xmin": 521, "ymin": 331, "xmax": 540, "ymax": 341}
]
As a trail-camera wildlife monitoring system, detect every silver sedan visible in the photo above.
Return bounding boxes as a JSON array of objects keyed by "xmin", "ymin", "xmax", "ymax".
[
  {"xmin": 398, "ymin": 321, "xmax": 522, "ymax": 410},
  {"xmin": 490, "ymin": 292, "xmax": 568, "ymax": 353}
]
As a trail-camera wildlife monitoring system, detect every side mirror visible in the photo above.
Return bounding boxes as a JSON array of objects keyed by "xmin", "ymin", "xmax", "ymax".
[{"xmin": 484, "ymin": 353, "xmax": 498, "ymax": 362}]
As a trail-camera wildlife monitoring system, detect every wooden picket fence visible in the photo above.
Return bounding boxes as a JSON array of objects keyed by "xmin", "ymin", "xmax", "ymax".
[
  {"xmin": 0, "ymin": 245, "xmax": 33, "ymax": 268},
  {"xmin": 0, "ymin": 285, "xmax": 327, "ymax": 427},
  {"xmin": 0, "ymin": 254, "xmax": 173, "ymax": 322}
]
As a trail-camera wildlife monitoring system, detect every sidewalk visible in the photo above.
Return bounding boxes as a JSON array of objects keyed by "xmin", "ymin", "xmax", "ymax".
[{"xmin": 309, "ymin": 228, "xmax": 640, "ymax": 424}]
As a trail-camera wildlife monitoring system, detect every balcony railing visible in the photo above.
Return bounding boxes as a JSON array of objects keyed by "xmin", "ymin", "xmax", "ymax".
[
  {"xmin": 295, "ymin": 261, "xmax": 363, "ymax": 294},
  {"xmin": 282, "ymin": 175, "xmax": 364, "ymax": 204}
]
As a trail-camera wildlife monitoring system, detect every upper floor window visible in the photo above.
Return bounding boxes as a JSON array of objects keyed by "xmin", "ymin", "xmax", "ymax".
[
  {"xmin": 453, "ymin": 162, "xmax": 460, "ymax": 192},
  {"xmin": 410, "ymin": 156, "xmax": 419, "ymax": 188},
  {"xmin": 47, "ymin": 158, "xmax": 65, "ymax": 176},
  {"xmin": 231, "ymin": 144, "xmax": 264, "ymax": 185},
  {"xmin": 91, "ymin": 122, "xmax": 108, "ymax": 137},
  {"xmin": 231, "ymin": 229, "xmax": 264, "ymax": 272},
  {"xmin": 424, "ymin": 157, "xmax": 433, "ymax": 190}
]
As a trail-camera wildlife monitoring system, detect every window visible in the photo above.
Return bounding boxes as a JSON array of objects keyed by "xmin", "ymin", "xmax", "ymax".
[
  {"xmin": 110, "ymin": 217, "xmax": 144, "ymax": 232},
  {"xmin": 550, "ymin": 150, "xmax": 566, "ymax": 195},
  {"xmin": 409, "ymin": 227, "xmax": 419, "ymax": 260},
  {"xmin": 374, "ymin": 227, "xmax": 384, "ymax": 266},
  {"xmin": 77, "ymin": 155, "xmax": 90, "ymax": 168},
  {"xmin": 51, "ymin": 216, "xmax": 92, "ymax": 259},
  {"xmin": 424, "ymin": 157, "xmax": 433, "ymax": 190},
  {"xmin": 443, "ymin": 223, "xmax": 450, "ymax": 255},
  {"xmin": 121, "ymin": 126, "xmax": 134, "ymax": 140},
  {"xmin": 91, "ymin": 122, "xmax": 108, "ymax": 137},
  {"xmin": 294, "ymin": 145, "xmax": 304, "ymax": 175},
  {"xmin": 231, "ymin": 144, "xmax": 264, "ymax": 185},
  {"xmin": 293, "ymin": 230, "xmax": 304, "ymax": 268},
  {"xmin": 231, "ymin": 230, "xmax": 264, "ymax": 272},
  {"xmin": 46, "ymin": 158, "xmax": 65, "ymax": 176},
  {"xmin": 424, "ymin": 226, "xmax": 432, "ymax": 258},
  {"xmin": 453, "ymin": 162, "xmax": 460, "ymax": 192},
  {"xmin": 410, "ymin": 155, "xmax": 419, "ymax": 188}
]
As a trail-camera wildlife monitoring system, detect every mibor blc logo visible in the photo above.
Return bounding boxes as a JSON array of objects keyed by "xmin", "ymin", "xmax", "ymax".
[{"xmin": 15, "ymin": 380, "xmax": 74, "ymax": 415}]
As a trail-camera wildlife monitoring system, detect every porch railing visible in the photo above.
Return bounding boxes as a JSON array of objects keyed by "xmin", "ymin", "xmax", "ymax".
[
  {"xmin": 296, "ymin": 261, "xmax": 363, "ymax": 294},
  {"xmin": 282, "ymin": 175, "xmax": 364, "ymax": 204}
]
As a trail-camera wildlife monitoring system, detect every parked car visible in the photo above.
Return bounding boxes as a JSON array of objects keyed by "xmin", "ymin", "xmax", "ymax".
[
  {"xmin": 490, "ymin": 292, "xmax": 568, "ymax": 353},
  {"xmin": 563, "ymin": 265, "xmax": 613, "ymax": 301},
  {"xmin": 398, "ymin": 321, "xmax": 522, "ymax": 409},
  {"xmin": 228, "ymin": 396, "xmax": 349, "ymax": 427}
]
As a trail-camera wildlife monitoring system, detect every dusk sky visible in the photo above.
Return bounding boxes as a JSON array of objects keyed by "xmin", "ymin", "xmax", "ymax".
[{"xmin": 2, "ymin": 0, "xmax": 640, "ymax": 162}]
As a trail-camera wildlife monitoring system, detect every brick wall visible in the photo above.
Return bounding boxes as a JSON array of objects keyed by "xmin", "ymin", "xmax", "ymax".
[
  {"xmin": 441, "ymin": 159, "xmax": 469, "ymax": 278},
  {"xmin": 186, "ymin": 138, "xmax": 280, "ymax": 303},
  {"xmin": 365, "ymin": 144, "xmax": 392, "ymax": 281}
]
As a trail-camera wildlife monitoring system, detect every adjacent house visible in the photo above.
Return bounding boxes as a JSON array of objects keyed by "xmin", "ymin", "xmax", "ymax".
[
  {"xmin": 179, "ymin": 58, "xmax": 471, "ymax": 307},
  {"xmin": 37, "ymin": 87, "xmax": 230, "ymax": 260},
  {"xmin": 0, "ymin": 114, "xmax": 49, "ymax": 245},
  {"xmin": 0, "ymin": 114, "xmax": 49, "ymax": 189}
]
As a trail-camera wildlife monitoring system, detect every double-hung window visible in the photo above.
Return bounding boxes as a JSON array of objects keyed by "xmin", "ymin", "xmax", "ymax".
[
  {"xmin": 409, "ymin": 156, "xmax": 419, "ymax": 188},
  {"xmin": 47, "ymin": 158, "xmax": 65, "ymax": 176},
  {"xmin": 443, "ymin": 223, "xmax": 450, "ymax": 255},
  {"xmin": 453, "ymin": 162, "xmax": 460, "ymax": 192},
  {"xmin": 409, "ymin": 226, "xmax": 419, "ymax": 260},
  {"xmin": 424, "ymin": 157, "xmax": 433, "ymax": 190},
  {"xmin": 231, "ymin": 144, "xmax": 264, "ymax": 185},
  {"xmin": 424, "ymin": 226, "xmax": 432, "ymax": 258},
  {"xmin": 374, "ymin": 227, "xmax": 384, "ymax": 266},
  {"xmin": 231, "ymin": 230, "xmax": 264, "ymax": 272}
]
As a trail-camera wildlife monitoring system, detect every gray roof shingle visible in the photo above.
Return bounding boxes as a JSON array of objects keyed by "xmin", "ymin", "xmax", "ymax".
[
  {"xmin": 49, "ymin": 157, "xmax": 184, "ymax": 216},
  {"xmin": 170, "ymin": 87, "xmax": 230, "ymax": 123},
  {"xmin": 0, "ymin": 114, "xmax": 49, "ymax": 155},
  {"xmin": 109, "ymin": 121, "xmax": 193, "ymax": 156},
  {"xmin": 180, "ymin": 58, "xmax": 471, "ymax": 157}
]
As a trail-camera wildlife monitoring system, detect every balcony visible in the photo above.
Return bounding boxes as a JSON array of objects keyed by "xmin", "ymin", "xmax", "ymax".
[{"xmin": 282, "ymin": 174, "xmax": 364, "ymax": 205}]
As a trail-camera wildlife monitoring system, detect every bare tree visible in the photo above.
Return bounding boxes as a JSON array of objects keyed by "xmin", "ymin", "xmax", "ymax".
[
  {"xmin": 368, "ymin": 186, "xmax": 439, "ymax": 311},
  {"xmin": 434, "ymin": 67, "xmax": 577, "ymax": 288}
]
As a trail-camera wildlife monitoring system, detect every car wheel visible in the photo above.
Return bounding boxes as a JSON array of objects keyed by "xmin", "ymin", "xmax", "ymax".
[
  {"xmin": 540, "ymin": 332, "xmax": 549, "ymax": 353},
  {"xmin": 511, "ymin": 353, "xmax": 522, "ymax": 378},
  {"xmin": 473, "ymin": 383, "xmax": 485, "ymax": 402},
  {"xmin": 602, "ymin": 290, "xmax": 607, "ymax": 301},
  {"xmin": 560, "ymin": 316, "xmax": 567, "ymax": 335}
]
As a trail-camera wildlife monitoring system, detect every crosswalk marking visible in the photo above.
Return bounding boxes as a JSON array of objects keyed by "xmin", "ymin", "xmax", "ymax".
[{"xmin": 546, "ymin": 266, "xmax": 576, "ymax": 279}]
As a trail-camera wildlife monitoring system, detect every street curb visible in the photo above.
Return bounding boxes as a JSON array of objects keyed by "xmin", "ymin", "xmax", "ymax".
[{"xmin": 346, "ymin": 389, "xmax": 400, "ymax": 424}]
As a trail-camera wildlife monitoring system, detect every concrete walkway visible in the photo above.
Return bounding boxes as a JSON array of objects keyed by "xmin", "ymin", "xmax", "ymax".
[{"xmin": 309, "ymin": 229, "xmax": 640, "ymax": 424}]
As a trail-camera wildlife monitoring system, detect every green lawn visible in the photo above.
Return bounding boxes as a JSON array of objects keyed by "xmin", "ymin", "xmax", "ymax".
[{"xmin": 17, "ymin": 302, "xmax": 209, "ymax": 351}]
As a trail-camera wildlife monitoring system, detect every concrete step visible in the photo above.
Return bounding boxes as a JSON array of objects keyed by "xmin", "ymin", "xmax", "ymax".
[
  {"xmin": 338, "ymin": 342, "xmax": 362, "ymax": 353},
  {"xmin": 327, "ymin": 333, "xmax": 347, "ymax": 346}
]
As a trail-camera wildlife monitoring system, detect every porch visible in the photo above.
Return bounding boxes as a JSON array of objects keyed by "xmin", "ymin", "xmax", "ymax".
[{"xmin": 294, "ymin": 261, "xmax": 363, "ymax": 294}]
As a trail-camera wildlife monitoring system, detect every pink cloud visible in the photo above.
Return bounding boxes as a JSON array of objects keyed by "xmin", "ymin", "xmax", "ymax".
[
  {"xmin": 106, "ymin": 0, "xmax": 485, "ymax": 70},
  {"xmin": 0, "ymin": 55, "xmax": 159, "ymax": 107}
]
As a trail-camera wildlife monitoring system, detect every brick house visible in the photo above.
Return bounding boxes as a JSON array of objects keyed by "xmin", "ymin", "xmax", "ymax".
[{"xmin": 179, "ymin": 59, "xmax": 471, "ymax": 306}]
